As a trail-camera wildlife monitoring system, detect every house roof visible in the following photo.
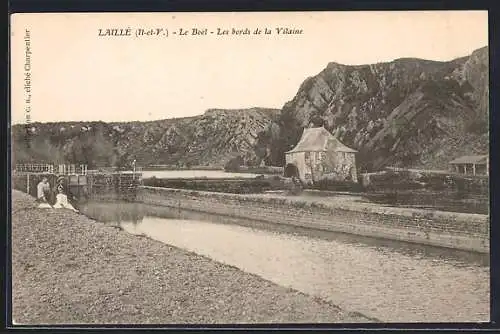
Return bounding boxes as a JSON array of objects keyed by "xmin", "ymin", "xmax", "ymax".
[
  {"xmin": 285, "ymin": 126, "xmax": 357, "ymax": 154},
  {"xmin": 449, "ymin": 155, "xmax": 488, "ymax": 164}
]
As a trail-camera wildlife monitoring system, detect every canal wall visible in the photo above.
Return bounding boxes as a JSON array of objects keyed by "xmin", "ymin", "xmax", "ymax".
[{"xmin": 138, "ymin": 187, "xmax": 490, "ymax": 253}]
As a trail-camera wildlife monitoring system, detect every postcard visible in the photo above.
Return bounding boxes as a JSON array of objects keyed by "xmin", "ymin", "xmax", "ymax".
[{"xmin": 10, "ymin": 11, "xmax": 489, "ymax": 325}]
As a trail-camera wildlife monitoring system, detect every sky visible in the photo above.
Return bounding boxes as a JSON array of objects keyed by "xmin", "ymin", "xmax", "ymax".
[{"xmin": 10, "ymin": 11, "xmax": 488, "ymax": 124}]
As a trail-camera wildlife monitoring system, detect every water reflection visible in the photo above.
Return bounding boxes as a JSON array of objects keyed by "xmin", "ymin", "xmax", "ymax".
[
  {"xmin": 78, "ymin": 200, "xmax": 490, "ymax": 322},
  {"xmin": 78, "ymin": 201, "xmax": 488, "ymax": 267}
]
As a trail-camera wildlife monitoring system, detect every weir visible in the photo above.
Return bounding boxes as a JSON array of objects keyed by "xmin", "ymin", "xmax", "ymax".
[{"xmin": 12, "ymin": 163, "xmax": 143, "ymax": 202}]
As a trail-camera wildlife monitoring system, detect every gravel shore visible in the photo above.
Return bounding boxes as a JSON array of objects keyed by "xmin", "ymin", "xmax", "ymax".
[{"xmin": 11, "ymin": 190, "xmax": 371, "ymax": 325}]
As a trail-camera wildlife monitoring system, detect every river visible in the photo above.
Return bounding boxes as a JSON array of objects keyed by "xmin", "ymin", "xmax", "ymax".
[
  {"xmin": 141, "ymin": 170, "xmax": 258, "ymax": 179},
  {"xmin": 78, "ymin": 201, "xmax": 490, "ymax": 323}
]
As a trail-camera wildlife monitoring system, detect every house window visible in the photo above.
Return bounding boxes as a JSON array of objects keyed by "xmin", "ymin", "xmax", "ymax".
[{"xmin": 305, "ymin": 152, "xmax": 311, "ymax": 163}]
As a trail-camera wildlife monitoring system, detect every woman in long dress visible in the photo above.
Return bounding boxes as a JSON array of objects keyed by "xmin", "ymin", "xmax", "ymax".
[{"xmin": 53, "ymin": 184, "xmax": 79, "ymax": 212}]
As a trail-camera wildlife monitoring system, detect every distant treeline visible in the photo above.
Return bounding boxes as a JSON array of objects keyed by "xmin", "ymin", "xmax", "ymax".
[
  {"xmin": 233, "ymin": 166, "xmax": 284, "ymax": 175},
  {"xmin": 142, "ymin": 176, "xmax": 285, "ymax": 194},
  {"xmin": 363, "ymin": 170, "xmax": 489, "ymax": 194},
  {"xmin": 143, "ymin": 169, "xmax": 489, "ymax": 195},
  {"xmin": 223, "ymin": 155, "xmax": 284, "ymax": 174},
  {"xmin": 144, "ymin": 165, "xmax": 222, "ymax": 171}
]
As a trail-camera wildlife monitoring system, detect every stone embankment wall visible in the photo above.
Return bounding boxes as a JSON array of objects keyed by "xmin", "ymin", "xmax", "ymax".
[{"xmin": 138, "ymin": 187, "xmax": 489, "ymax": 253}]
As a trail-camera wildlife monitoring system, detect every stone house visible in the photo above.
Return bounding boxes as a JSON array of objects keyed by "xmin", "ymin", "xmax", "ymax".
[{"xmin": 284, "ymin": 126, "xmax": 358, "ymax": 184}]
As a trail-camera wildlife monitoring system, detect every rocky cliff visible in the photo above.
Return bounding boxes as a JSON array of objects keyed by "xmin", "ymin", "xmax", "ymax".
[
  {"xmin": 12, "ymin": 108, "xmax": 280, "ymax": 169},
  {"xmin": 12, "ymin": 47, "xmax": 488, "ymax": 171},
  {"xmin": 262, "ymin": 46, "xmax": 489, "ymax": 171}
]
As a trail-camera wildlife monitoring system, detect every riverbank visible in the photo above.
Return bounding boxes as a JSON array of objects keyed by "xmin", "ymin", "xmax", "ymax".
[
  {"xmin": 11, "ymin": 190, "xmax": 371, "ymax": 324},
  {"xmin": 139, "ymin": 187, "xmax": 489, "ymax": 253}
]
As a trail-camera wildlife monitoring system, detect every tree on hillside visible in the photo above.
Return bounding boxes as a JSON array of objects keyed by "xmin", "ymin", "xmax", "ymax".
[
  {"xmin": 224, "ymin": 155, "xmax": 243, "ymax": 172},
  {"xmin": 310, "ymin": 114, "xmax": 324, "ymax": 127}
]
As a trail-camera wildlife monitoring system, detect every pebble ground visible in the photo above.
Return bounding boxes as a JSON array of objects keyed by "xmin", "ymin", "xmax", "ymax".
[{"xmin": 11, "ymin": 190, "xmax": 372, "ymax": 325}]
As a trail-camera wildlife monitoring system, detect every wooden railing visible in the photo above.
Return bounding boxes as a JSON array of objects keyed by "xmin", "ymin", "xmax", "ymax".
[
  {"xmin": 15, "ymin": 163, "xmax": 88, "ymax": 175},
  {"xmin": 15, "ymin": 164, "xmax": 54, "ymax": 174}
]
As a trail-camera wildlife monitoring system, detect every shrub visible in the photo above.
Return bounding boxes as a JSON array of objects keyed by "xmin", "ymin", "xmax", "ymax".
[
  {"xmin": 142, "ymin": 177, "xmax": 285, "ymax": 194},
  {"xmin": 313, "ymin": 179, "xmax": 364, "ymax": 192},
  {"xmin": 224, "ymin": 156, "xmax": 243, "ymax": 172}
]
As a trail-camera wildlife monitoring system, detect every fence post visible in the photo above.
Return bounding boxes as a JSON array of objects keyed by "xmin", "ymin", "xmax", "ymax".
[
  {"xmin": 26, "ymin": 174, "xmax": 30, "ymax": 195},
  {"xmin": 88, "ymin": 174, "xmax": 93, "ymax": 199}
]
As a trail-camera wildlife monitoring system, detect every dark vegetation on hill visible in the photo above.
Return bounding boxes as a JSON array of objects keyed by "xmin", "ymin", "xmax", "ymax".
[
  {"xmin": 12, "ymin": 108, "xmax": 279, "ymax": 169},
  {"xmin": 12, "ymin": 47, "xmax": 488, "ymax": 172}
]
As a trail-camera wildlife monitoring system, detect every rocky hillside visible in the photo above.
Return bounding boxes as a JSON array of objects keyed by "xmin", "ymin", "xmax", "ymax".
[
  {"xmin": 12, "ymin": 108, "xmax": 280, "ymax": 169},
  {"xmin": 12, "ymin": 47, "xmax": 488, "ymax": 171},
  {"xmin": 261, "ymin": 46, "xmax": 489, "ymax": 171}
]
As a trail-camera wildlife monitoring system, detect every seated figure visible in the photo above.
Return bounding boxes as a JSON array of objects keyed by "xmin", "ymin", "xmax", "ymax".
[
  {"xmin": 53, "ymin": 185, "xmax": 79, "ymax": 212},
  {"xmin": 37, "ymin": 177, "xmax": 53, "ymax": 209}
]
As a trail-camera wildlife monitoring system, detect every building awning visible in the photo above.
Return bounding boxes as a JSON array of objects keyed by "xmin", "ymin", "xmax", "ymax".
[{"xmin": 449, "ymin": 155, "xmax": 488, "ymax": 165}]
